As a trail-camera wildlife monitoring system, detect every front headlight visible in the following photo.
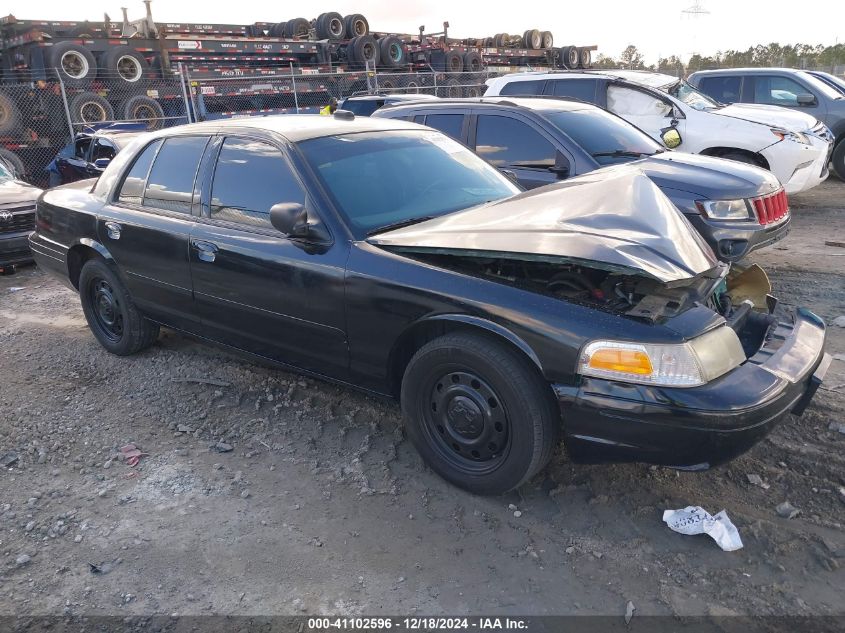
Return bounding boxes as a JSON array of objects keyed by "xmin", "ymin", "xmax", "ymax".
[
  {"xmin": 578, "ymin": 326, "xmax": 745, "ymax": 387},
  {"xmin": 696, "ymin": 199, "xmax": 752, "ymax": 220},
  {"xmin": 771, "ymin": 128, "xmax": 810, "ymax": 146}
]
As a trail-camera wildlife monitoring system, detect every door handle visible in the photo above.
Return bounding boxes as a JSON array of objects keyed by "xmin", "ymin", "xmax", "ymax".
[
  {"xmin": 104, "ymin": 221, "xmax": 121, "ymax": 240},
  {"xmin": 191, "ymin": 239, "xmax": 218, "ymax": 263}
]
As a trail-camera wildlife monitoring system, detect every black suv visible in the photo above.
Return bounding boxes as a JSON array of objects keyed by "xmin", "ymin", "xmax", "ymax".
[{"xmin": 374, "ymin": 97, "xmax": 789, "ymax": 262}]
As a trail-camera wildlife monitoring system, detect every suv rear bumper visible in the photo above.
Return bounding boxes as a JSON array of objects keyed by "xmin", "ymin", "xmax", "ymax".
[{"xmin": 554, "ymin": 309, "xmax": 829, "ymax": 469}]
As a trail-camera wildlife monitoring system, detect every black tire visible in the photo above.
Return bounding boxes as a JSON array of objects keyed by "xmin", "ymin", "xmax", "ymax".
[
  {"xmin": 284, "ymin": 17, "xmax": 310, "ymax": 39},
  {"xmin": 523, "ymin": 29, "xmax": 541, "ymax": 50},
  {"xmin": 463, "ymin": 51, "xmax": 482, "ymax": 73},
  {"xmin": 316, "ymin": 12, "xmax": 345, "ymax": 40},
  {"xmin": 401, "ymin": 332, "xmax": 559, "ymax": 495},
  {"xmin": 78, "ymin": 258, "xmax": 159, "ymax": 356},
  {"xmin": 350, "ymin": 34, "xmax": 379, "ymax": 68},
  {"xmin": 442, "ymin": 50, "xmax": 463, "ymax": 73},
  {"xmin": 47, "ymin": 42, "xmax": 97, "ymax": 85},
  {"xmin": 269, "ymin": 21, "xmax": 287, "ymax": 37},
  {"xmin": 718, "ymin": 151, "xmax": 763, "ymax": 167},
  {"xmin": 344, "ymin": 14, "xmax": 369, "ymax": 38},
  {"xmin": 119, "ymin": 95, "xmax": 165, "ymax": 130},
  {"xmin": 831, "ymin": 140, "xmax": 845, "ymax": 180},
  {"xmin": 0, "ymin": 91, "xmax": 21, "ymax": 135},
  {"xmin": 560, "ymin": 45, "xmax": 579, "ymax": 69},
  {"xmin": 0, "ymin": 148, "xmax": 25, "ymax": 179},
  {"xmin": 541, "ymin": 31, "xmax": 554, "ymax": 49},
  {"xmin": 578, "ymin": 47, "xmax": 592, "ymax": 68},
  {"xmin": 439, "ymin": 78, "xmax": 462, "ymax": 98},
  {"xmin": 69, "ymin": 92, "xmax": 114, "ymax": 125},
  {"xmin": 99, "ymin": 46, "xmax": 149, "ymax": 83},
  {"xmin": 379, "ymin": 35, "xmax": 406, "ymax": 68}
]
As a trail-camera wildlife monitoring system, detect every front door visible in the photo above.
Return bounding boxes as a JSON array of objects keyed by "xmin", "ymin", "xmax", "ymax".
[
  {"xmin": 189, "ymin": 135, "xmax": 349, "ymax": 379},
  {"xmin": 98, "ymin": 135, "xmax": 209, "ymax": 328}
]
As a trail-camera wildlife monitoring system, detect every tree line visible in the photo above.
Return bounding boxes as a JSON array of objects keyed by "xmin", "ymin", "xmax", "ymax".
[{"xmin": 594, "ymin": 43, "xmax": 845, "ymax": 77}]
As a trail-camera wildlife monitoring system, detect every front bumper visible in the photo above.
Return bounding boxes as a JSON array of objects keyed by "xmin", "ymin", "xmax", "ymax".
[
  {"xmin": 685, "ymin": 213, "xmax": 789, "ymax": 261},
  {"xmin": 554, "ymin": 309, "xmax": 829, "ymax": 469},
  {"xmin": 0, "ymin": 230, "xmax": 33, "ymax": 267},
  {"xmin": 763, "ymin": 136, "xmax": 832, "ymax": 195}
]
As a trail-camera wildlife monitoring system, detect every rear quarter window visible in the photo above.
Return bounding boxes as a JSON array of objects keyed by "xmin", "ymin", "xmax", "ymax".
[{"xmin": 499, "ymin": 80, "xmax": 546, "ymax": 96}]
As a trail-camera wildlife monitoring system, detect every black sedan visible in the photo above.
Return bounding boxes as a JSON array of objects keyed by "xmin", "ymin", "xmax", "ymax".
[{"xmin": 30, "ymin": 114, "xmax": 830, "ymax": 495}]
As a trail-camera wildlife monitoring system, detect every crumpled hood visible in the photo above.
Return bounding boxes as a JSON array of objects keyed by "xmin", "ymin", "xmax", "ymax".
[
  {"xmin": 632, "ymin": 151, "xmax": 780, "ymax": 200},
  {"xmin": 0, "ymin": 178, "xmax": 41, "ymax": 205},
  {"xmin": 715, "ymin": 103, "xmax": 818, "ymax": 133},
  {"xmin": 368, "ymin": 166, "xmax": 719, "ymax": 284}
]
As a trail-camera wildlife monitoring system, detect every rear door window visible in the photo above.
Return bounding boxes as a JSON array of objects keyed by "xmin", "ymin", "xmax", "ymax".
[
  {"xmin": 209, "ymin": 137, "xmax": 305, "ymax": 230},
  {"xmin": 424, "ymin": 114, "xmax": 465, "ymax": 140},
  {"xmin": 117, "ymin": 139, "xmax": 162, "ymax": 205},
  {"xmin": 474, "ymin": 114, "xmax": 556, "ymax": 168},
  {"xmin": 546, "ymin": 79, "xmax": 598, "ymax": 103},
  {"xmin": 499, "ymin": 80, "xmax": 546, "ymax": 95},
  {"xmin": 697, "ymin": 76, "xmax": 741, "ymax": 103},
  {"xmin": 143, "ymin": 136, "xmax": 209, "ymax": 214}
]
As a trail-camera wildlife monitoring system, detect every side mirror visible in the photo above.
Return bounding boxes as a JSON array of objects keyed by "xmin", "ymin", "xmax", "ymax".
[
  {"xmin": 661, "ymin": 127, "xmax": 682, "ymax": 149},
  {"xmin": 93, "ymin": 158, "xmax": 111, "ymax": 169},
  {"xmin": 270, "ymin": 202, "xmax": 308, "ymax": 236},
  {"xmin": 796, "ymin": 93, "xmax": 816, "ymax": 106},
  {"xmin": 548, "ymin": 151, "xmax": 570, "ymax": 179}
]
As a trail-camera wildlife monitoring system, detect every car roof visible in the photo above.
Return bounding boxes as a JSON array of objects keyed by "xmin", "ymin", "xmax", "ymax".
[
  {"xmin": 491, "ymin": 69, "xmax": 679, "ymax": 89},
  {"xmin": 381, "ymin": 96, "xmax": 596, "ymax": 113},
  {"xmin": 345, "ymin": 93, "xmax": 439, "ymax": 102},
  {"xmin": 147, "ymin": 113, "xmax": 423, "ymax": 143},
  {"xmin": 689, "ymin": 67, "xmax": 808, "ymax": 76}
]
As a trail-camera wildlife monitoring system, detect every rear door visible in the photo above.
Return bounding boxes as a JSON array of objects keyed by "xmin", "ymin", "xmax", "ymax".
[
  {"xmin": 189, "ymin": 134, "xmax": 349, "ymax": 378},
  {"xmin": 469, "ymin": 111, "xmax": 559, "ymax": 188},
  {"xmin": 98, "ymin": 135, "xmax": 209, "ymax": 328},
  {"xmin": 544, "ymin": 78, "xmax": 599, "ymax": 104}
]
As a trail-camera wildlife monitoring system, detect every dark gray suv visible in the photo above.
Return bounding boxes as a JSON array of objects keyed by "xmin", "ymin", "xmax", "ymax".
[
  {"xmin": 374, "ymin": 97, "xmax": 790, "ymax": 261},
  {"xmin": 688, "ymin": 68, "xmax": 845, "ymax": 178}
]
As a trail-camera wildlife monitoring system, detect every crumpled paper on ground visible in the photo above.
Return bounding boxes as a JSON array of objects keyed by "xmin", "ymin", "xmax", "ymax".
[{"xmin": 662, "ymin": 506, "xmax": 743, "ymax": 551}]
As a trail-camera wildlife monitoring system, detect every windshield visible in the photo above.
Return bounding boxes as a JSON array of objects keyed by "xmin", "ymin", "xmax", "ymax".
[
  {"xmin": 298, "ymin": 130, "xmax": 520, "ymax": 237},
  {"xmin": 0, "ymin": 162, "xmax": 13, "ymax": 180},
  {"xmin": 543, "ymin": 108, "xmax": 662, "ymax": 165},
  {"xmin": 668, "ymin": 80, "xmax": 721, "ymax": 111}
]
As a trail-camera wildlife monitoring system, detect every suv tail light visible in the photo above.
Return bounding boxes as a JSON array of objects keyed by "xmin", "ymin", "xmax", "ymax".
[{"xmin": 751, "ymin": 189, "xmax": 788, "ymax": 226}]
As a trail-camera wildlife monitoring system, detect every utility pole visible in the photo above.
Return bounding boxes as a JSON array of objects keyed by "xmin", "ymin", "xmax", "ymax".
[{"xmin": 681, "ymin": 0, "xmax": 711, "ymax": 70}]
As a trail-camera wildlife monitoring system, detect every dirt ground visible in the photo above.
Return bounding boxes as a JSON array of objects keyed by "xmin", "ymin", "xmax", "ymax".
[{"xmin": 0, "ymin": 179, "xmax": 843, "ymax": 623}]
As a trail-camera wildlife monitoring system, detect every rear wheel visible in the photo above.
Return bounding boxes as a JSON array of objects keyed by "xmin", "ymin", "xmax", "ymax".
[
  {"xmin": 401, "ymin": 332, "xmax": 559, "ymax": 495},
  {"xmin": 79, "ymin": 259, "xmax": 159, "ymax": 355},
  {"xmin": 831, "ymin": 140, "xmax": 845, "ymax": 180}
]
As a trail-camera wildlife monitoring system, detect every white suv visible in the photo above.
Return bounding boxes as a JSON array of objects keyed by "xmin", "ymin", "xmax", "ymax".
[{"xmin": 485, "ymin": 70, "xmax": 834, "ymax": 194}]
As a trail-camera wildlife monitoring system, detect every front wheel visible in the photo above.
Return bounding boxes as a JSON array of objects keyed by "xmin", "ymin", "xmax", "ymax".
[
  {"xmin": 401, "ymin": 332, "xmax": 559, "ymax": 495},
  {"xmin": 78, "ymin": 258, "xmax": 159, "ymax": 355},
  {"xmin": 831, "ymin": 141, "xmax": 845, "ymax": 180}
]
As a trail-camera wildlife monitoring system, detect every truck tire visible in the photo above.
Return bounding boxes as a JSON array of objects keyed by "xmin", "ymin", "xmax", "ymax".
[
  {"xmin": 69, "ymin": 92, "xmax": 114, "ymax": 125},
  {"xmin": 493, "ymin": 33, "xmax": 508, "ymax": 48},
  {"xmin": 79, "ymin": 258, "xmax": 160, "ymax": 356},
  {"xmin": 400, "ymin": 332, "xmax": 559, "ymax": 495},
  {"xmin": 0, "ymin": 92, "xmax": 21, "ymax": 135},
  {"xmin": 578, "ymin": 47, "xmax": 592, "ymax": 68},
  {"xmin": 48, "ymin": 42, "xmax": 97, "ymax": 86},
  {"xmin": 99, "ymin": 46, "xmax": 149, "ymax": 83},
  {"xmin": 441, "ymin": 50, "xmax": 463, "ymax": 73},
  {"xmin": 344, "ymin": 14, "xmax": 369, "ymax": 38},
  {"xmin": 831, "ymin": 140, "xmax": 845, "ymax": 180},
  {"xmin": 523, "ymin": 29, "xmax": 541, "ymax": 50},
  {"xmin": 269, "ymin": 21, "xmax": 287, "ymax": 37},
  {"xmin": 541, "ymin": 31, "xmax": 554, "ymax": 49},
  {"xmin": 119, "ymin": 95, "xmax": 165, "ymax": 130},
  {"xmin": 0, "ymin": 148, "xmax": 25, "ymax": 179},
  {"xmin": 284, "ymin": 17, "xmax": 310, "ymax": 38},
  {"xmin": 350, "ymin": 35, "xmax": 380, "ymax": 68},
  {"xmin": 463, "ymin": 51, "xmax": 482, "ymax": 73},
  {"xmin": 316, "ymin": 12, "xmax": 345, "ymax": 40},
  {"xmin": 560, "ymin": 45, "xmax": 579, "ymax": 69},
  {"xmin": 379, "ymin": 36, "xmax": 406, "ymax": 68},
  {"xmin": 439, "ymin": 78, "xmax": 462, "ymax": 98}
]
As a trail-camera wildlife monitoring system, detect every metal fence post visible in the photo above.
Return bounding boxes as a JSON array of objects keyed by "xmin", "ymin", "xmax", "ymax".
[
  {"xmin": 56, "ymin": 74, "xmax": 76, "ymax": 143},
  {"xmin": 290, "ymin": 62, "xmax": 300, "ymax": 113},
  {"xmin": 177, "ymin": 62, "xmax": 193, "ymax": 123}
]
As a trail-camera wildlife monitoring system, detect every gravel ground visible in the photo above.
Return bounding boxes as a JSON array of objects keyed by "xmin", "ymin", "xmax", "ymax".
[{"xmin": 0, "ymin": 179, "xmax": 843, "ymax": 622}]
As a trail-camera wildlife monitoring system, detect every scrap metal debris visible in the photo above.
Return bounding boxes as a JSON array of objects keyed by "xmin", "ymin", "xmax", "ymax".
[
  {"xmin": 0, "ymin": 451, "xmax": 19, "ymax": 468},
  {"xmin": 776, "ymin": 501, "xmax": 801, "ymax": 519},
  {"xmin": 119, "ymin": 443, "xmax": 147, "ymax": 467},
  {"xmin": 662, "ymin": 506, "xmax": 743, "ymax": 551}
]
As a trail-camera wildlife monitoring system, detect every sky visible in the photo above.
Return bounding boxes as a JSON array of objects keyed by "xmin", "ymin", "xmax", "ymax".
[{"xmin": 3, "ymin": 0, "xmax": 843, "ymax": 65}]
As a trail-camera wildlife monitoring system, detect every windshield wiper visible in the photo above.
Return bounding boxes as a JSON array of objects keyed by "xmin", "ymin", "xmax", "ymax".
[
  {"xmin": 591, "ymin": 150, "xmax": 652, "ymax": 158},
  {"xmin": 367, "ymin": 216, "xmax": 435, "ymax": 236}
]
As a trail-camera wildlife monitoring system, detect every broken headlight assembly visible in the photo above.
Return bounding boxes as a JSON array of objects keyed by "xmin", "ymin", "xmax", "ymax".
[
  {"xmin": 578, "ymin": 326, "xmax": 746, "ymax": 387},
  {"xmin": 771, "ymin": 127, "xmax": 811, "ymax": 146},
  {"xmin": 696, "ymin": 199, "xmax": 752, "ymax": 221}
]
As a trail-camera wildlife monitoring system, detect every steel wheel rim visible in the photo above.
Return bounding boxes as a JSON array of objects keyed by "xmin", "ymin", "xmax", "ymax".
[
  {"xmin": 352, "ymin": 19, "xmax": 366, "ymax": 36},
  {"xmin": 329, "ymin": 18, "xmax": 343, "ymax": 38},
  {"xmin": 80, "ymin": 101, "xmax": 107, "ymax": 122},
  {"xmin": 389, "ymin": 43, "xmax": 402, "ymax": 63},
  {"xmin": 117, "ymin": 55, "xmax": 142, "ymax": 82},
  {"xmin": 89, "ymin": 277, "xmax": 124, "ymax": 342},
  {"xmin": 61, "ymin": 51, "xmax": 89, "ymax": 79},
  {"xmin": 420, "ymin": 369, "xmax": 511, "ymax": 474},
  {"xmin": 132, "ymin": 104, "xmax": 158, "ymax": 126}
]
